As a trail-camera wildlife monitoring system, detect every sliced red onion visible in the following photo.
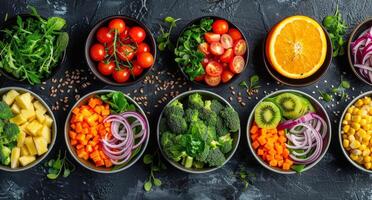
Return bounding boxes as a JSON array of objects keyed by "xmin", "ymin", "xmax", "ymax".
[
  {"xmin": 351, "ymin": 26, "xmax": 372, "ymax": 83},
  {"xmin": 101, "ymin": 111, "xmax": 148, "ymax": 166}
]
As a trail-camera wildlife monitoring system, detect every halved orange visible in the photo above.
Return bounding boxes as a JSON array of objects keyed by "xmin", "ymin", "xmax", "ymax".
[{"xmin": 266, "ymin": 16, "xmax": 327, "ymax": 79}]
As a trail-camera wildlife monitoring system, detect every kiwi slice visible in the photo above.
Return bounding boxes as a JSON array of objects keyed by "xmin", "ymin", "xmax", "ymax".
[
  {"xmin": 254, "ymin": 101, "xmax": 282, "ymax": 129},
  {"xmin": 299, "ymin": 96, "xmax": 316, "ymax": 114},
  {"xmin": 274, "ymin": 93, "xmax": 304, "ymax": 119}
]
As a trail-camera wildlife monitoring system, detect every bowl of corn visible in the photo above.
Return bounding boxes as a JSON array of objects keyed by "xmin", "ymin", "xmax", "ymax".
[{"xmin": 339, "ymin": 91, "xmax": 372, "ymax": 172}]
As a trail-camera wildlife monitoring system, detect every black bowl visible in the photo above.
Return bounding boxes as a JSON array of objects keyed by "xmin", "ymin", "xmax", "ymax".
[
  {"xmin": 0, "ymin": 14, "xmax": 66, "ymax": 84},
  {"xmin": 262, "ymin": 16, "xmax": 332, "ymax": 87},
  {"xmin": 347, "ymin": 18, "xmax": 372, "ymax": 86},
  {"xmin": 85, "ymin": 15, "xmax": 156, "ymax": 86},
  {"xmin": 175, "ymin": 16, "xmax": 249, "ymax": 88}
]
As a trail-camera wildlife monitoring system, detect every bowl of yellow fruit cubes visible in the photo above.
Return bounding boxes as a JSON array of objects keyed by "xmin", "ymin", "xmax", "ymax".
[
  {"xmin": 0, "ymin": 87, "xmax": 56, "ymax": 172},
  {"xmin": 339, "ymin": 91, "xmax": 372, "ymax": 173}
]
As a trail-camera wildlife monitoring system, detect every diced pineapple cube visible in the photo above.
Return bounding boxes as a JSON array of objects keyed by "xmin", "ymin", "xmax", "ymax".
[
  {"xmin": 2, "ymin": 90, "xmax": 20, "ymax": 105},
  {"xmin": 33, "ymin": 101, "xmax": 47, "ymax": 114},
  {"xmin": 19, "ymin": 156, "xmax": 36, "ymax": 166},
  {"xmin": 35, "ymin": 110, "xmax": 45, "ymax": 123},
  {"xmin": 15, "ymin": 93, "xmax": 33, "ymax": 110},
  {"xmin": 10, "ymin": 115, "xmax": 27, "ymax": 125},
  {"xmin": 20, "ymin": 109, "xmax": 35, "ymax": 121},
  {"xmin": 33, "ymin": 137, "xmax": 48, "ymax": 156},
  {"xmin": 43, "ymin": 115, "xmax": 53, "ymax": 128},
  {"xmin": 20, "ymin": 145, "xmax": 29, "ymax": 156},
  {"xmin": 17, "ymin": 131, "xmax": 26, "ymax": 147},
  {"xmin": 10, "ymin": 147, "xmax": 20, "ymax": 169},
  {"xmin": 38, "ymin": 125, "xmax": 51, "ymax": 144},
  {"xmin": 25, "ymin": 120, "xmax": 43, "ymax": 136},
  {"xmin": 10, "ymin": 103, "xmax": 21, "ymax": 114},
  {"xmin": 24, "ymin": 137, "xmax": 37, "ymax": 155}
]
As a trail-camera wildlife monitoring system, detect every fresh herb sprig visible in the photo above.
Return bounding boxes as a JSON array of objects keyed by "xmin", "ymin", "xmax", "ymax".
[
  {"xmin": 100, "ymin": 91, "xmax": 135, "ymax": 114},
  {"xmin": 143, "ymin": 151, "xmax": 166, "ymax": 192},
  {"xmin": 157, "ymin": 17, "xmax": 180, "ymax": 51},
  {"xmin": 318, "ymin": 76, "xmax": 350, "ymax": 102},
  {"xmin": 234, "ymin": 165, "xmax": 254, "ymax": 189},
  {"xmin": 174, "ymin": 18, "xmax": 213, "ymax": 80},
  {"xmin": 240, "ymin": 75, "xmax": 260, "ymax": 96},
  {"xmin": 0, "ymin": 6, "xmax": 69, "ymax": 84},
  {"xmin": 45, "ymin": 151, "xmax": 75, "ymax": 180},
  {"xmin": 323, "ymin": 4, "xmax": 347, "ymax": 57}
]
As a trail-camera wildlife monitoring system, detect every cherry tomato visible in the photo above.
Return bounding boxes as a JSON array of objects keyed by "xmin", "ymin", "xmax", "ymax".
[
  {"xmin": 194, "ymin": 74, "xmax": 205, "ymax": 82},
  {"xmin": 90, "ymin": 43, "xmax": 106, "ymax": 61},
  {"xmin": 220, "ymin": 34, "xmax": 233, "ymax": 49},
  {"xmin": 220, "ymin": 48, "xmax": 234, "ymax": 63},
  {"xmin": 233, "ymin": 39, "xmax": 247, "ymax": 56},
  {"xmin": 131, "ymin": 62, "xmax": 144, "ymax": 77},
  {"xmin": 229, "ymin": 56, "xmax": 245, "ymax": 74},
  {"xmin": 108, "ymin": 18, "xmax": 126, "ymax": 33},
  {"xmin": 201, "ymin": 57, "xmax": 210, "ymax": 67},
  {"xmin": 97, "ymin": 61, "xmax": 115, "ymax": 76},
  {"xmin": 205, "ymin": 61, "xmax": 223, "ymax": 77},
  {"xmin": 204, "ymin": 74, "xmax": 221, "ymax": 86},
  {"xmin": 198, "ymin": 42, "xmax": 210, "ymax": 55},
  {"xmin": 228, "ymin": 28, "xmax": 242, "ymax": 41},
  {"xmin": 137, "ymin": 52, "xmax": 154, "ymax": 68},
  {"xmin": 137, "ymin": 43, "xmax": 150, "ymax": 54},
  {"xmin": 221, "ymin": 70, "xmax": 234, "ymax": 83},
  {"xmin": 129, "ymin": 26, "xmax": 146, "ymax": 43},
  {"xmin": 96, "ymin": 27, "xmax": 114, "ymax": 43},
  {"xmin": 212, "ymin": 19, "xmax": 229, "ymax": 34},
  {"xmin": 106, "ymin": 41, "xmax": 119, "ymax": 56},
  {"xmin": 112, "ymin": 68, "xmax": 130, "ymax": 83},
  {"xmin": 209, "ymin": 42, "xmax": 225, "ymax": 56},
  {"xmin": 204, "ymin": 32, "xmax": 221, "ymax": 43},
  {"xmin": 117, "ymin": 45, "xmax": 135, "ymax": 61}
]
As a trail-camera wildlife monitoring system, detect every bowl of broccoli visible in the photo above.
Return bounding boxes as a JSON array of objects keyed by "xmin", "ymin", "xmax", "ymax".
[{"xmin": 157, "ymin": 90, "xmax": 241, "ymax": 173}]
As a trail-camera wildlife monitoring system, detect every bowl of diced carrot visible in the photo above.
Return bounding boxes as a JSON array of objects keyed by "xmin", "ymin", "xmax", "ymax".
[
  {"xmin": 246, "ymin": 89, "xmax": 331, "ymax": 174},
  {"xmin": 64, "ymin": 90, "xmax": 150, "ymax": 173}
]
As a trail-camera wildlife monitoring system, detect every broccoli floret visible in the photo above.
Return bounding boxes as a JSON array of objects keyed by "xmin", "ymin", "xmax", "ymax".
[
  {"xmin": 167, "ymin": 114, "xmax": 187, "ymax": 134},
  {"xmin": 210, "ymin": 140, "xmax": 220, "ymax": 149},
  {"xmin": 159, "ymin": 118, "xmax": 168, "ymax": 133},
  {"xmin": 206, "ymin": 148, "xmax": 226, "ymax": 167},
  {"xmin": 220, "ymin": 107, "xmax": 240, "ymax": 132},
  {"xmin": 189, "ymin": 121, "xmax": 208, "ymax": 141},
  {"xmin": 161, "ymin": 132, "xmax": 187, "ymax": 162},
  {"xmin": 185, "ymin": 108, "xmax": 199, "ymax": 123},
  {"xmin": 188, "ymin": 93, "xmax": 204, "ymax": 110},
  {"xmin": 195, "ymin": 144, "xmax": 210, "ymax": 162},
  {"xmin": 218, "ymin": 134, "xmax": 233, "ymax": 154},
  {"xmin": 193, "ymin": 160, "xmax": 205, "ymax": 169},
  {"xmin": 164, "ymin": 100, "xmax": 184, "ymax": 118},
  {"xmin": 182, "ymin": 156, "xmax": 193, "ymax": 168},
  {"xmin": 0, "ymin": 145, "xmax": 11, "ymax": 165},
  {"xmin": 199, "ymin": 100, "xmax": 217, "ymax": 127},
  {"xmin": 211, "ymin": 99, "xmax": 224, "ymax": 113},
  {"xmin": 216, "ymin": 116, "xmax": 229, "ymax": 136},
  {"xmin": 206, "ymin": 126, "xmax": 217, "ymax": 143}
]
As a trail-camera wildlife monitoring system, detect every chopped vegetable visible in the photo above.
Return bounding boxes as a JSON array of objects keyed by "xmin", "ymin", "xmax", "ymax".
[{"xmin": 0, "ymin": 6, "xmax": 68, "ymax": 84}]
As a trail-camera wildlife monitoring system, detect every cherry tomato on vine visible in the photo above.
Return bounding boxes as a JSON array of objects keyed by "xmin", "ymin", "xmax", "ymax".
[
  {"xmin": 131, "ymin": 62, "xmax": 144, "ymax": 77},
  {"xmin": 113, "ymin": 67, "xmax": 130, "ymax": 83},
  {"xmin": 96, "ymin": 27, "xmax": 114, "ymax": 43},
  {"xmin": 108, "ymin": 18, "xmax": 126, "ymax": 33},
  {"xmin": 129, "ymin": 26, "xmax": 146, "ymax": 43},
  {"xmin": 228, "ymin": 28, "xmax": 242, "ymax": 41},
  {"xmin": 137, "ymin": 43, "xmax": 150, "ymax": 54},
  {"xmin": 137, "ymin": 52, "xmax": 154, "ymax": 68},
  {"xmin": 97, "ymin": 61, "xmax": 115, "ymax": 76},
  {"xmin": 117, "ymin": 45, "xmax": 135, "ymax": 61},
  {"xmin": 212, "ymin": 19, "xmax": 229, "ymax": 34},
  {"xmin": 90, "ymin": 43, "xmax": 106, "ymax": 61}
]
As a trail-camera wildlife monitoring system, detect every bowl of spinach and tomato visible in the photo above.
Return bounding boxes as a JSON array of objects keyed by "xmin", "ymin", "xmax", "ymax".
[
  {"xmin": 175, "ymin": 16, "xmax": 248, "ymax": 87},
  {"xmin": 157, "ymin": 90, "xmax": 241, "ymax": 173},
  {"xmin": 0, "ymin": 6, "xmax": 68, "ymax": 85}
]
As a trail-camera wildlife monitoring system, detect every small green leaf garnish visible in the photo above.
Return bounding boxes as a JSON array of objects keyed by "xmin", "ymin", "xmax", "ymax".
[
  {"xmin": 318, "ymin": 89, "xmax": 333, "ymax": 102},
  {"xmin": 143, "ymin": 150, "xmax": 166, "ymax": 192},
  {"xmin": 144, "ymin": 180, "xmax": 152, "ymax": 192},
  {"xmin": 157, "ymin": 16, "xmax": 180, "ymax": 51},
  {"xmin": 240, "ymin": 75, "xmax": 260, "ymax": 96},
  {"xmin": 291, "ymin": 164, "xmax": 305, "ymax": 173},
  {"xmin": 234, "ymin": 165, "xmax": 254, "ymax": 189},
  {"xmin": 45, "ymin": 150, "xmax": 75, "ymax": 180}
]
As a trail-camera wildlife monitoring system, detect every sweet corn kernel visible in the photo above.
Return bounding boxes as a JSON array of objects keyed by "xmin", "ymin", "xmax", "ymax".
[
  {"xmin": 360, "ymin": 144, "xmax": 367, "ymax": 151},
  {"xmin": 352, "ymin": 149, "xmax": 362, "ymax": 156},
  {"xmin": 349, "ymin": 128, "xmax": 356, "ymax": 135},
  {"xmin": 348, "ymin": 135, "xmax": 355, "ymax": 142},
  {"xmin": 347, "ymin": 106, "xmax": 355, "ymax": 113},
  {"xmin": 352, "ymin": 115, "xmax": 362, "ymax": 123},
  {"xmin": 365, "ymin": 162, "xmax": 372, "ymax": 170},
  {"xmin": 353, "ymin": 108, "xmax": 360, "ymax": 115},
  {"xmin": 350, "ymin": 140, "xmax": 361, "ymax": 149},
  {"xmin": 345, "ymin": 113, "xmax": 352, "ymax": 121},
  {"xmin": 352, "ymin": 123, "xmax": 361, "ymax": 130},
  {"xmin": 360, "ymin": 119, "xmax": 367, "ymax": 126},
  {"xmin": 356, "ymin": 99, "xmax": 364, "ymax": 107},
  {"xmin": 350, "ymin": 154, "xmax": 359, "ymax": 161},
  {"xmin": 363, "ymin": 97, "xmax": 371, "ymax": 104},
  {"xmin": 343, "ymin": 139, "xmax": 350, "ymax": 148},
  {"xmin": 343, "ymin": 125, "xmax": 350, "ymax": 133},
  {"xmin": 363, "ymin": 150, "xmax": 371, "ymax": 157}
]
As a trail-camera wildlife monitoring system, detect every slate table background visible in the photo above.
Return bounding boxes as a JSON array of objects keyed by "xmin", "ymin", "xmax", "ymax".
[{"xmin": 0, "ymin": 0, "xmax": 371, "ymax": 199}]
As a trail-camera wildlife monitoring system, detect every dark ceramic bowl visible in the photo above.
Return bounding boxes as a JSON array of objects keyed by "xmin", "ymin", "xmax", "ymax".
[
  {"xmin": 64, "ymin": 90, "xmax": 150, "ymax": 173},
  {"xmin": 347, "ymin": 18, "xmax": 372, "ymax": 86},
  {"xmin": 262, "ymin": 16, "xmax": 333, "ymax": 87},
  {"xmin": 0, "ymin": 14, "xmax": 66, "ymax": 84},
  {"xmin": 157, "ymin": 90, "xmax": 241, "ymax": 173},
  {"xmin": 175, "ymin": 16, "xmax": 249, "ymax": 88},
  {"xmin": 85, "ymin": 15, "xmax": 156, "ymax": 86},
  {"xmin": 0, "ymin": 87, "xmax": 57, "ymax": 172},
  {"xmin": 246, "ymin": 89, "xmax": 332, "ymax": 174}
]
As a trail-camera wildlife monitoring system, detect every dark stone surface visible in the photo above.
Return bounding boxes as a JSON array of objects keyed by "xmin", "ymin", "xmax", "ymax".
[{"xmin": 0, "ymin": 0, "xmax": 371, "ymax": 199}]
